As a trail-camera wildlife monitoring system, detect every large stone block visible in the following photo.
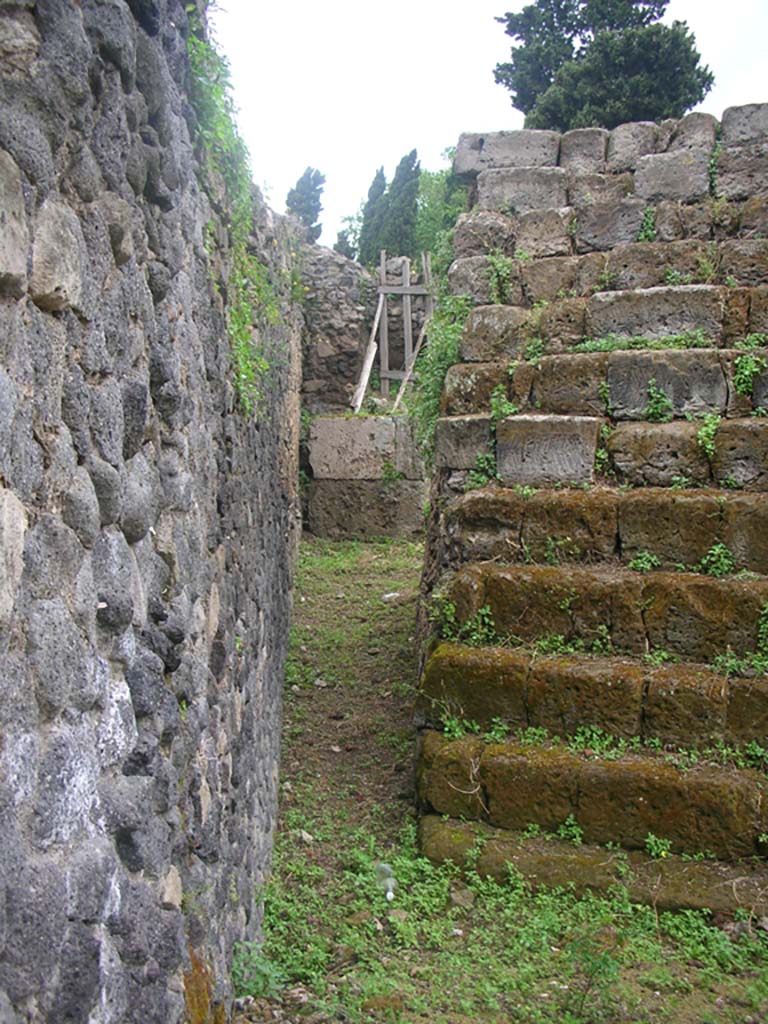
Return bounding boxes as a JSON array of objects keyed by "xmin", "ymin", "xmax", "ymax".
[
  {"xmin": 477, "ymin": 167, "xmax": 568, "ymax": 215},
  {"xmin": 307, "ymin": 478, "xmax": 428, "ymax": 539},
  {"xmin": 721, "ymin": 103, "xmax": 768, "ymax": 146},
  {"xmin": 455, "ymin": 130, "xmax": 560, "ymax": 176},
  {"xmin": 460, "ymin": 305, "xmax": 530, "ymax": 362},
  {"xmin": 496, "ymin": 415, "xmax": 601, "ymax": 486},
  {"xmin": 442, "ymin": 362, "xmax": 509, "ymax": 417},
  {"xmin": 607, "ymin": 121, "xmax": 658, "ymax": 172},
  {"xmin": 309, "ymin": 415, "xmax": 422, "ymax": 480},
  {"xmin": 573, "ymin": 198, "xmax": 646, "ymax": 252},
  {"xmin": 452, "ymin": 210, "xmax": 515, "ymax": 258},
  {"xmin": 635, "ymin": 150, "xmax": 711, "ymax": 204},
  {"xmin": 667, "ymin": 112, "xmax": 718, "ymax": 152},
  {"xmin": 718, "ymin": 239, "xmax": 768, "ymax": 285},
  {"xmin": 567, "ymin": 171, "xmax": 634, "ymax": 206},
  {"xmin": 718, "ymin": 142, "xmax": 768, "ymax": 201},
  {"xmin": 606, "ymin": 240, "xmax": 709, "ymax": 292},
  {"xmin": 0, "ymin": 150, "xmax": 28, "ymax": 297},
  {"xmin": 618, "ymin": 489, "xmax": 724, "ymax": 567},
  {"xmin": 434, "ymin": 415, "xmax": 491, "ymax": 470},
  {"xmin": 531, "ymin": 352, "xmax": 608, "ymax": 415},
  {"xmin": 607, "ymin": 421, "xmax": 711, "ymax": 486},
  {"xmin": 559, "ymin": 128, "xmax": 608, "ymax": 172},
  {"xmin": 712, "ymin": 418, "xmax": 768, "ymax": 490},
  {"xmin": 513, "ymin": 207, "xmax": 574, "ymax": 258},
  {"xmin": 527, "ymin": 656, "xmax": 644, "ymax": 737},
  {"xmin": 644, "ymin": 665, "xmax": 727, "ymax": 748},
  {"xmin": 29, "ymin": 199, "xmax": 86, "ymax": 312},
  {"xmin": 539, "ymin": 296, "xmax": 587, "ymax": 348},
  {"xmin": 606, "ymin": 349, "xmax": 727, "ymax": 420},
  {"xmin": 722, "ymin": 494, "xmax": 768, "ymax": 574},
  {"xmin": 521, "ymin": 488, "xmax": 618, "ymax": 562},
  {"xmin": 587, "ymin": 285, "xmax": 725, "ymax": 341},
  {"xmin": 521, "ymin": 255, "xmax": 581, "ymax": 304},
  {"xmin": 448, "ymin": 255, "xmax": 525, "ymax": 306},
  {"xmin": 417, "ymin": 642, "xmax": 529, "ymax": 728}
]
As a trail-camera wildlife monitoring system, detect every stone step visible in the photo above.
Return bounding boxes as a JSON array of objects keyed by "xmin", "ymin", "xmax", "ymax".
[
  {"xmin": 419, "ymin": 815, "xmax": 768, "ymax": 915},
  {"xmin": 417, "ymin": 641, "xmax": 768, "ymax": 748},
  {"xmin": 440, "ymin": 486, "xmax": 768, "ymax": 575},
  {"xmin": 450, "ymin": 235, "xmax": 768, "ymax": 306},
  {"xmin": 443, "ymin": 348, "xmax": 768, "ymax": 419},
  {"xmin": 458, "ymin": 286, "xmax": 765, "ymax": 363},
  {"xmin": 417, "ymin": 731, "xmax": 768, "ymax": 861},
  {"xmin": 607, "ymin": 417, "xmax": 768, "ymax": 490},
  {"xmin": 442, "ymin": 563, "xmax": 768, "ymax": 662}
]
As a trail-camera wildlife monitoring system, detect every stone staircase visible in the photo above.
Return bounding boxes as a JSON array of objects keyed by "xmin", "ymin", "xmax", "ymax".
[{"xmin": 415, "ymin": 105, "xmax": 768, "ymax": 914}]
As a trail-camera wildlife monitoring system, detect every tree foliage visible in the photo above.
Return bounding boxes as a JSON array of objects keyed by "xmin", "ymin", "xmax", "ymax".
[
  {"xmin": 286, "ymin": 166, "xmax": 325, "ymax": 243},
  {"xmin": 357, "ymin": 167, "xmax": 387, "ymax": 267},
  {"xmin": 357, "ymin": 152, "xmax": 422, "ymax": 265},
  {"xmin": 494, "ymin": 0, "xmax": 713, "ymax": 130}
]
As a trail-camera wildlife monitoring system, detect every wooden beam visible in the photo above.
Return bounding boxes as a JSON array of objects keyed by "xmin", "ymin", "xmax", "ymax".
[
  {"xmin": 351, "ymin": 291, "xmax": 385, "ymax": 413},
  {"xmin": 379, "ymin": 250, "xmax": 389, "ymax": 398}
]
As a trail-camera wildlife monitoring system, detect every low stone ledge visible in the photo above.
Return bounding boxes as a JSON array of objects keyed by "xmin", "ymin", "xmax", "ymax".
[{"xmin": 496, "ymin": 415, "xmax": 601, "ymax": 486}]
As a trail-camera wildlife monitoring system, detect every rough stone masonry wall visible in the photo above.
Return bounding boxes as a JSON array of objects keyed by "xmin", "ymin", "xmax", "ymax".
[{"xmin": 0, "ymin": 3, "xmax": 301, "ymax": 1022}]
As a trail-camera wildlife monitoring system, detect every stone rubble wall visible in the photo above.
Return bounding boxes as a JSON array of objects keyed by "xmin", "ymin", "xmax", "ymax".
[{"xmin": 0, "ymin": 2, "xmax": 301, "ymax": 1022}]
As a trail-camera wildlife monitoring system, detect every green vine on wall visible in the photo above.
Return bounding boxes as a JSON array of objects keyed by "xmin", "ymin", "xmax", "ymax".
[{"xmin": 186, "ymin": 8, "xmax": 281, "ymax": 414}]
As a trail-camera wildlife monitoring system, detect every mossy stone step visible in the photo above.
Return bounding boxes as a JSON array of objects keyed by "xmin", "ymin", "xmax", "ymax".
[
  {"xmin": 418, "ymin": 641, "xmax": 768, "ymax": 748},
  {"xmin": 419, "ymin": 815, "xmax": 768, "ymax": 915},
  {"xmin": 451, "ymin": 233, "xmax": 768, "ymax": 303},
  {"xmin": 458, "ymin": 287, "xmax": 766, "ymax": 362},
  {"xmin": 441, "ymin": 486, "xmax": 768, "ymax": 575},
  {"xmin": 417, "ymin": 732, "xmax": 768, "ymax": 861},
  {"xmin": 444, "ymin": 562, "xmax": 768, "ymax": 662},
  {"xmin": 443, "ymin": 347, "xmax": 767, "ymax": 419}
]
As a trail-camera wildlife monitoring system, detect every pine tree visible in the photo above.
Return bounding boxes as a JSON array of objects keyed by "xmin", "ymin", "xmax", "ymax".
[
  {"xmin": 286, "ymin": 166, "xmax": 325, "ymax": 243},
  {"xmin": 358, "ymin": 167, "xmax": 387, "ymax": 267},
  {"xmin": 494, "ymin": 0, "xmax": 712, "ymax": 130}
]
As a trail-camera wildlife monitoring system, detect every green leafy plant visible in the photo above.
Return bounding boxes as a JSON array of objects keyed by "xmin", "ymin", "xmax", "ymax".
[
  {"xmin": 443, "ymin": 715, "xmax": 481, "ymax": 739},
  {"xmin": 696, "ymin": 413, "xmax": 720, "ymax": 460},
  {"xmin": 381, "ymin": 459, "xmax": 405, "ymax": 483},
  {"xmin": 232, "ymin": 941, "xmax": 287, "ymax": 998},
  {"xmin": 573, "ymin": 329, "xmax": 710, "ymax": 354},
  {"xmin": 695, "ymin": 542, "xmax": 737, "ymax": 578},
  {"xmin": 643, "ymin": 378, "xmax": 674, "ymax": 422},
  {"xmin": 484, "ymin": 717, "xmax": 511, "ymax": 743},
  {"xmin": 487, "ymin": 250, "xmax": 516, "ymax": 304},
  {"xmin": 556, "ymin": 814, "xmax": 584, "ymax": 846},
  {"xmin": 594, "ymin": 423, "xmax": 614, "ymax": 475},
  {"xmin": 733, "ymin": 349, "xmax": 767, "ymax": 398},
  {"xmin": 464, "ymin": 450, "xmax": 500, "ymax": 492},
  {"xmin": 664, "ymin": 267, "xmax": 692, "ymax": 286},
  {"xmin": 628, "ymin": 550, "xmax": 661, "ymax": 573},
  {"xmin": 522, "ymin": 337, "xmax": 545, "ymax": 364},
  {"xmin": 645, "ymin": 832, "xmax": 672, "ymax": 860},
  {"xmin": 638, "ymin": 207, "xmax": 657, "ymax": 242},
  {"xmin": 489, "ymin": 384, "xmax": 518, "ymax": 425}
]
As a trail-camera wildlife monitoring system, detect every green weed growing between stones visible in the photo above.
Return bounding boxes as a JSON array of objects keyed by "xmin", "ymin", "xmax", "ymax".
[
  {"xmin": 643, "ymin": 378, "xmax": 674, "ymax": 423},
  {"xmin": 187, "ymin": 14, "xmax": 281, "ymax": 414},
  {"xmin": 487, "ymin": 249, "xmax": 516, "ymax": 304},
  {"xmin": 637, "ymin": 206, "xmax": 657, "ymax": 242},
  {"xmin": 696, "ymin": 413, "xmax": 721, "ymax": 461}
]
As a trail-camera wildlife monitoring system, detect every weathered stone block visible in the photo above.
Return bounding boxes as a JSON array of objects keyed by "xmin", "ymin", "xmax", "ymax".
[
  {"xmin": 587, "ymin": 285, "xmax": 725, "ymax": 341},
  {"xmin": 307, "ymin": 478, "xmax": 429, "ymax": 539},
  {"xmin": 521, "ymin": 488, "xmax": 618, "ymax": 562},
  {"xmin": 434, "ymin": 415, "xmax": 491, "ymax": 470},
  {"xmin": 30, "ymin": 199, "xmax": 86, "ymax": 312},
  {"xmin": 0, "ymin": 149, "xmax": 28, "ymax": 297},
  {"xmin": 574, "ymin": 198, "xmax": 646, "ymax": 252},
  {"xmin": 531, "ymin": 352, "xmax": 608, "ymax": 415},
  {"xmin": 667, "ymin": 112, "xmax": 718, "ymax": 153},
  {"xmin": 712, "ymin": 418, "xmax": 768, "ymax": 489},
  {"xmin": 559, "ymin": 128, "xmax": 609, "ymax": 172},
  {"xmin": 442, "ymin": 488, "xmax": 528, "ymax": 564},
  {"xmin": 521, "ymin": 255, "xmax": 581, "ymax": 304},
  {"xmin": 442, "ymin": 362, "xmax": 509, "ymax": 416},
  {"xmin": 606, "ymin": 240, "xmax": 708, "ymax": 292},
  {"xmin": 528, "ymin": 656, "xmax": 644, "ymax": 737},
  {"xmin": 653, "ymin": 200, "xmax": 686, "ymax": 242},
  {"xmin": 567, "ymin": 171, "xmax": 634, "ymax": 206},
  {"xmin": 309, "ymin": 416, "xmax": 391, "ymax": 480},
  {"xmin": 455, "ymin": 130, "xmax": 560, "ymax": 176},
  {"xmin": 635, "ymin": 150, "xmax": 711, "ymax": 203},
  {"xmin": 721, "ymin": 494, "xmax": 768, "ymax": 574},
  {"xmin": 728, "ymin": 678, "xmax": 768, "ymax": 745},
  {"xmin": 417, "ymin": 642, "xmax": 529, "ymax": 728},
  {"xmin": 606, "ymin": 349, "xmax": 727, "ymax": 420},
  {"xmin": 750, "ymin": 286, "xmax": 768, "ymax": 334},
  {"xmin": 513, "ymin": 207, "xmax": 574, "ymax": 258},
  {"xmin": 477, "ymin": 167, "xmax": 568, "ymax": 215},
  {"xmin": 718, "ymin": 143, "xmax": 768, "ymax": 200},
  {"xmin": 539, "ymin": 296, "xmax": 587, "ymax": 348},
  {"xmin": 719, "ymin": 239, "xmax": 768, "ymax": 285},
  {"xmin": 496, "ymin": 415, "xmax": 601, "ymax": 486},
  {"xmin": 418, "ymin": 732, "xmax": 487, "ymax": 821},
  {"xmin": 618, "ymin": 489, "xmax": 723, "ymax": 567},
  {"xmin": 460, "ymin": 305, "xmax": 530, "ymax": 362},
  {"xmin": 721, "ymin": 103, "xmax": 768, "ymax": 146},
  {"xmin": 644, "ymin": 665, "xmax": 727, "ymax": 747},
  {"xmin": 739, "ymin": 195, "xmax": 768, "ymax": 238},
  {"xmin": 448, "ymin": 256, "xmax": 525, "ymax": 305},
  {"xmin": 607, "ymin": 421, "xmax": 711, "ymax": 487},
  {"xmin": 607, "ymin": 121, "xmax": 658, "ymax": 171},
  {"xmin": 0, "ymin": 486, "xmax": 27, "ymax": 632},
  {"xmin": 452, "ymin": 210, "xmax": 515, "ymax": 258}
]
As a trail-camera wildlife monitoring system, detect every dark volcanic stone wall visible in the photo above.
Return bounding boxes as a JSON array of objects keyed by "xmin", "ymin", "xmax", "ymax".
[{"xmin": 0, "ymin": 2, "xmax": 301, "ymax": 1021}]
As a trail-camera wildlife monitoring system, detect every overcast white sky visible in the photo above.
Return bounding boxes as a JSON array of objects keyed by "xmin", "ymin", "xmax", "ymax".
[{"xmin": 210, "ymin": 0, "xmax": 768, "ymax": 247}]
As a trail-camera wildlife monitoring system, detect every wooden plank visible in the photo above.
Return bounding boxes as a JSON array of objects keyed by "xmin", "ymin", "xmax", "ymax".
[
  {"xmin": 391, "ymin": 314, "xmax": 431, "ymax": 413},
  {"xmin": 423, "ymin": 252, "xmax": 435, "ymax": 319},
  {"xmin": 402, "ymin": 258, "xmax": 413, "ymax": 374},
  {"xmin": 377, "ymin": 285, "xmax": 430, "ymax": 296},
  {"xmin": 379, "ymin": 250, "xmax": 389, "ymax": 398},
  {"xmin": 351, "ymin": 292, "xmax": 385, "ymax": 413}
]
